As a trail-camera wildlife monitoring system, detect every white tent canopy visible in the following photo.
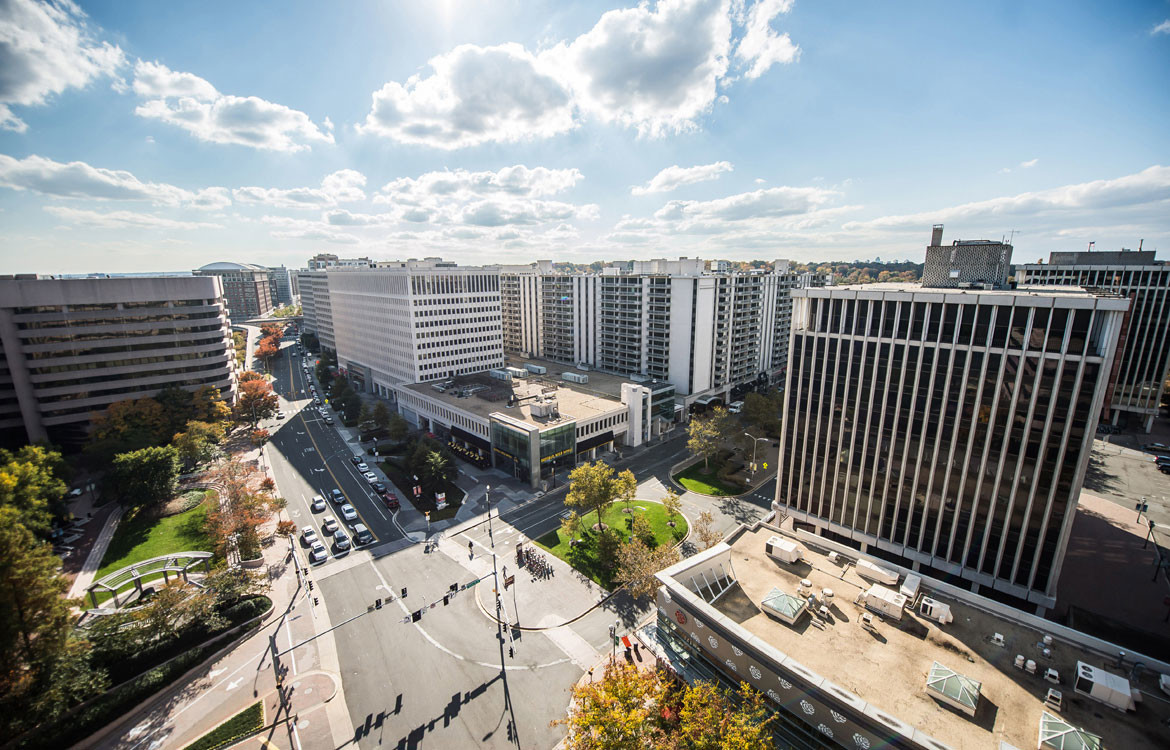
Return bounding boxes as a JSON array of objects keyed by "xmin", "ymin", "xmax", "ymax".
[{"xmin": 1039, "ymin": 711, "xmax": 1103, "ymax": 750}]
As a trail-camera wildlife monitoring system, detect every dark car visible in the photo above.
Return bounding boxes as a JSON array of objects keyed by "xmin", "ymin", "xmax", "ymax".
[
  {"xmin": 383, "ymin": 493, "xmax": 400, "ymax": 511},
  {"xmin": 350, "ymin": 455, "xmax": 363, "ymax": 466},
  {"xmin": 1160, "ymin": 464, "xmax": 1170, "ymax": 475},
  {"xmin": 371, "ymin": 481, "xmax": 388, "ymax": 495}
]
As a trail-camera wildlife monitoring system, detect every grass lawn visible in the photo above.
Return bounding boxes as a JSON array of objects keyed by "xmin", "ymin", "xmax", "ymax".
[
  {"xmin": 534, "ymin": 500, "xmax": 688, "ymax": 589},
  {"xmin": 96, "ymin": 500, "xmax": 214, "ymax": 582},
  {"xmin": 674, "ymin": 453, "xmax": 747, "ymax": 496}
]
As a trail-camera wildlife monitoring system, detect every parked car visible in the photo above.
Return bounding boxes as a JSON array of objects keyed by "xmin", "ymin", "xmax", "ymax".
[
  {"xmin": 363, "ymin": 471, "xmax": 378, "ymax": 483},
  {"xmin": 66, "ymin": 487, "xmax": 83, "ymax": 498},
  {"xmin": 352, "ymin": 524, "xmax": 373, "ymax": 545},
  {"xmin": 310, "ymin": 495, "xmax": 326, "ymax": 512},
  {"xmin": 276, "ymin": 411, "xmax": 286, "ymax": 419},
  {"xmin": 333, "ymin": 530, "xmax": 351, "ymax": 552},
  {"xmin": 308, "ymin": 542, "xmax": 328, "ymax": 563},
  {"xmin": 1155, "ymin": 455, "xmax": 1170, "ymax": 466},
  {"xmin": 350, "ymin": 455, "xmax": 363, "ymax": 466},
  {"xmin": 1143, "ymin": 443, "xmax": 1170, "ymax": 453},
  {"xmin": 356, "ymin": 462, "xmax": 369, "ymax": 472},
  {"xmin": 1160, "ymin": 463, "xmax": 1170, "ymax": 474},
  {"xmin": 371, "ymin": 482, "xmax": 388, "ymax": 496},
  {"xmin": 383, "ymin": 493, "xmax": 400, "ymax": 511},
  {"xmin": 339, "ymin": 504, "xmax": 358, "ymax": 523},
  {"xmin": 321, "ymin": 516, "xmax": 339, "ymax": 534},
  {"xmin": 331, "ymin": 488, "xmax": 344, "ymax": 504},
  {"xmin": 300, "ymin": 526, "xmax": 318, "ymax": 546},
  {"xmin": 324, "ymin": 416, "xmax": 334, "ymax": 425}
]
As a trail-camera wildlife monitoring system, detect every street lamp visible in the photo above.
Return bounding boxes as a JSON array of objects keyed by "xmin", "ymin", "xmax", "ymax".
[
  {"xmin": 610, "ymin": 619, "xmax": 620, "ymax": 663},
  {"xmin": 745, "ymin": 432, "xmax": 767, "ymax": 477}
]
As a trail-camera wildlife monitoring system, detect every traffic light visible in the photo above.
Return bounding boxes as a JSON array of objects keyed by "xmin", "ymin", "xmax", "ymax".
[
  {"xmin": 375, "ymin": 598, "xmax": 382, "ymax": 609},
  {"xmin": 449, "ymin": 582, "xmax": 458, "ymax": 593},
  {"xmin": 508, "ymin": 647, "xmax": 514, "ymax": 659},
  {"xmin": 442, "ymin": 594, "xmax": 449, "ymax": 606},
  {"xmin": 308, "ymin": 580, "xmax": 314, "ymax": 590},
  {"xmin": 313, "ymin": 597, "xmax": 319, "ymax": 606},
  {"xmin": 401, "ymin": 587, "xmax": 408, "ymax": 598}
]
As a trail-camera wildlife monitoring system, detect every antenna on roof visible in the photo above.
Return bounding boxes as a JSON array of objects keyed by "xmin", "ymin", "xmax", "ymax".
[{"xmin": 1008, "ymin": 229, "xmax": 1017, "ymax": 245}]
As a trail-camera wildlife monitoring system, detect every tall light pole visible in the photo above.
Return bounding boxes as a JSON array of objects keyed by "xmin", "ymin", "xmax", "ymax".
[{"xmin": 745, "ymin": 432, "xmax": 767, "ymax": 477}]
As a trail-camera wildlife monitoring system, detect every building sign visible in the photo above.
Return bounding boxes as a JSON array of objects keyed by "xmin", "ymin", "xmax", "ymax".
[
  {"xmin": 675, "ymin": 609, "xmax": 687, "ymax": 625},
  {"xmin": 540, "ymin": 447, "xmax": 572, "ymax": 463},
  {"xmin": 435, "ymin": 492, "xmax": 447, "ymax": 510}
]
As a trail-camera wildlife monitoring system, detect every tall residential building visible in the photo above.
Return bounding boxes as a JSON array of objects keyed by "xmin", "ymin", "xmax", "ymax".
[
  {"xmin": 193, "ymin": 262, "xmax": 274, "ymax": 319},
  {"xmin": 265, "ymin": 265, "xmax": 295, "ymax": 307},
  {"xmin": 306, "ymin": 253, "xmax": 372, "ymax": 270},
  {"xmin": 777, "ymin": 233, "xmax": 1129, "ymax": 611},
  {"xmin": 0, "ymin": 275, "xmax": 237, "ymax": 449},
  {"xmin": 1018, "ymin": 249, "xmax": 1170, "ymax": 431},
  {"xmin": 326, "ymin": 260, "xmax": 504, "ymax": 396},
  {"xmin": 500, "ymin": 259, "xmax": 826, "ymax": 407}
]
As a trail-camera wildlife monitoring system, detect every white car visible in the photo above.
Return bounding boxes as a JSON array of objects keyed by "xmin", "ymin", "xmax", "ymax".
[
  {"xmin": 276, "ymin": 411, "xmax": 286, "ymax": 419},
  {"xmin": 310, "ymin": 495, "xmax": 326, "ymax": 512},
  {"xmin": 339, "ymin": 504, "xmax": 358, "ymax": 523},
  {"xmin": 363, "ymin": 471, "xmax": 378, "ymax": 483},
  {"xmin": 308, "ymin": 541, "xmax": 328, "ymax": 563},
  {"xmin": 356, "ymin": 462, "xmax": 369, "ymax": 472},
  {"xmin": 300, "ymin": 526, "xmax": 319, "ymax": 546},
  {"xmin": 321, "ymin": 516, "xmax": 339, "ymax": 534}
]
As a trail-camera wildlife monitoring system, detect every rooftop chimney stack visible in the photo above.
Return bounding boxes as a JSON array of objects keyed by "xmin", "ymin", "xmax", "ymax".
[{"xmin": 931, "ymin": 224, "xmax": 945, "ymax": 247}]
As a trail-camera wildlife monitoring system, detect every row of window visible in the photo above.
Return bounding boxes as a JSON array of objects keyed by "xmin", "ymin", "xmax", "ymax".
[
  {"xmin": 29, "ymin": 347, "xmax": 226, "ymax": 376},
  {"xmin": 418, "ymin": 335, "xmax": 497, "ymax": 351},
  {"xmin": 17, "ymin": 310, "xmax": 220, "ymax": 330},
  {"xmin": 418, "ymin": 344, "xmax": 499, "ymax": 361},
  {"xmin": 415, "ymin": 315, "xmax": 501, "ymax": 328},
  {"xmin": 21, "ymin": 323, "xmax": 227, "ymax": 346},
  {"xmin": 37, "ymin": 360, "xmax": 232, "ymax": 402},
  {"xmin": 39, "ymin": 373, "xmax": 232, "ymax": 415},
  {"xmin": 418, "ymin": 355, "xmax": 503, "ymax": 373},
  {"xmin": 25, "ymin": 335, "xmax": 228, "ymax": 361}
]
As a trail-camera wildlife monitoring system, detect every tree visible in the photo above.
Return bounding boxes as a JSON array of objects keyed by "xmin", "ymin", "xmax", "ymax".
[
  {"xmin": 205, "ymin": 459, "xmax": 282, "ymax": 560},
  {"xmin": 560, "ymin": 510, "xmax": 582, "ymax": 544},
  {"xmin": 253, "ymin": 336, "xmax": 279, "ymax": 363},
  {"xmin": 558, "ymin": 660, "xmax": 668, "ymax": 750},
  {"xmin": 358, "ymin": 403, "xmax": 374, "ymax": 427},
  {"xmin": 742, "ymin": 391, "xmax": 783, "ymax": 437},
  {"xmin": 387, "ymin": 413, "xmax": 409, "ymax": 443},
  {"xmin": 172, "ymin": 420, "xmax": 224, "ymax": 470},
  {"xmin": 251, "ymin": 428, "xmax": 270, "ymax": 448},
  {"xmin": 190, "ymin": 385, "xmax": 232, "ymax": 425},
  {"xmin": 694, "ymin": 510, "xmax": 723, "ymax": 551},
  {"xmin": 678, "ymin": 680, "xmax": 774, "ymax": 750},
  {"xmin": 87, "ymin": 396, "xmax": 169, "ymax": 459},
  {"xmin": 687, "ymin": 407, "xmax": 730, "ymax": 472},
  {"xmin": 662, "ymin": 488, "xmax": 682, "ymax": 527},
  {"xmin": 614, "ymin": 536, "xmax": 678, "ymax": 598},
  {"xmin": 107, "ymin": 445, "xmax": 180, "ymax": 508},
  {"xmin": 565, "ymin": 461, "xmax": 635, "ymax": 533},
  {"xmin": 238, "ymin": 370, "xmax": 266, "ymax": 385},
  {"xmin": 235, "ymin": 379, "xmax": 278, "ymax": 427},
  {"xmin": 153, "ymin": 384, "xmax": 195, "ymax": 438},
  {"xmin": 373, "ymin": 401, "xmax": 391, "ymax": 430},
  {"xmin": 0, "ymin": 510, "xmax": 74, "ymax": 707},
  {"xmin": 0, "ymin": 446, "xmax": 69, "ymax": 537},
  {"xmin": 630, "ymin": 513, "xmax": 654, "ymax": 546}
]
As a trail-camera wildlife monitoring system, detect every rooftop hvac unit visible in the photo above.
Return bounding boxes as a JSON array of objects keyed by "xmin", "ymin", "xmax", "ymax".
[
  {"xmin": 563, "ymin": 372, "xmax": 589, "ymax": 384},
  {"xmin": 489, "ymin": 369, "xmax": 512, "ymax": 382},
  {"xmin": 856, "ymin": 559, "xmax": 899, "ymax": 586},
  {"xmin": 524, "ymin": 363, "xmax": 547, "ymax": 375}
]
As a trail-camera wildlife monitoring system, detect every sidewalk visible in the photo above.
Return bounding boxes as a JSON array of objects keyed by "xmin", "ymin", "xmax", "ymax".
[{"xmin": 66, "ymin": 504, "xmax": 124, "ymax": 600}]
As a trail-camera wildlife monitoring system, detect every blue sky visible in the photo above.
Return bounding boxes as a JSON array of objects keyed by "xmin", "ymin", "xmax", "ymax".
[{"xmin": 1, "ymin": 0, "xmax": 1168, "ymax": 274}]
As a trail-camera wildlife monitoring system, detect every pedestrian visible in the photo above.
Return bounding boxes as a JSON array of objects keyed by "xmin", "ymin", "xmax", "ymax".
[
  {"xmin": 588, "ymin": 668, "xmax": 594, "ymax": 682},
  {"xmin": 468, "ymin": 540, "xmax": 474, "ymax": 558}
]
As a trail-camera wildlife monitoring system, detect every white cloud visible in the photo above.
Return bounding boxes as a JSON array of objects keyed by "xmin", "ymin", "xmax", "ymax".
[
  {"xmin": 361, "ymin": 0, "xmax": 799, "ymax": 148},
  {"xmin": 460, "ymin": 198, "xmax": 598, "ymax": 227},
  {"xmin": 631, "ymin": 161, "xmax": 733, "ymax": 194},
  {"xmin": 845, "ymin": 165, "xmax": 1170, "ymax": 231},
  {"xmin": 322, "ymin": 208, "xmax": 390, "ymax": 226},
  {"xmin": 735, "ymin": 0, "xmax": 800, "ymax": 79},
  {"xmin": 233, "ymin": 169, "xmax": 367, "ymax": 209},
  {"xmin": 1151, "ymin": 19, "xmax": 1170, "ymax": 35},
  {"xmin": 0, "ymin": 0, "xmax": 125, "ymax": 132},
  {"xmin": 0, "ymin": 153, "xmax": 216, "ymax": 207},
  {"xmin": 44, "ymin": 205, "xmax": 219, "ymax": 231},
  {"xmin": 260, "ymin": 215, "xmax": 360, "ymax": 244},
  {"xmin": 655, "ymin": 185, "xmax": 839, "ymax": 225},
  {"xmin": 132, "ymin": 60, "xmax": 333, "ymax": 152},
  {"xmin": 379, "ymin": 165, "xmax": 582, "ymax": 202},
  {"xmin": 1020, "ymin": 158, "xmax": 1039, "ymax": 168},
  {"xmin": 358, "ymin": 43, "xmax": 575, "ymax": 149}
]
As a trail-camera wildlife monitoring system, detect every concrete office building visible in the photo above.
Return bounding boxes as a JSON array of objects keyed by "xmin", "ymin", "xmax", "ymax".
[
  {"xmin": 295, "ymin": 269, "xmax": 334, "ymax": 351},
  {"xmin": 777, "ymin": 275, "xmax": 1129, "ymax": 610},
  {"xmin": 265, "ymin": 265, "xmax": 295, "ymax": 307},
  {"xmin": 193, "ymin": 262, "xmax": 273, "ymax": 319},
  {"xmin": 326, "ymin": 260, "xmax": 504, "ymax": 396},
  {"xmin": 920, "ymin": 224, "xmax": 1013, "ymax": 288},
  {"xmin": 500, "ymin": 259, "xmax": 827, "ymax": 409},
  {"xmin": 0, "ymin": 275, "xmax": 237, "ymax": 448},
  {"xmin": 1018, "ymin": 249, "xmax": 1170, "ymax": 432},
  {"xmin": 647, "ymin": 523, "xmax": 1168, "ymax": 749},
  {"xmin": 306, "ymin": 253, "xmax": 372, "ymax": 270},
  {"xmin": 392, "ymin": 356, "xmax": 673, "ymax": 489}
]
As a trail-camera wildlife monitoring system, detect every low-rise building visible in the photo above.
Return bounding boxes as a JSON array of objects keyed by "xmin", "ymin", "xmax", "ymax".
[{"xmin": 193, "ymin": 261, "xmax": 273, "ymax": 319}]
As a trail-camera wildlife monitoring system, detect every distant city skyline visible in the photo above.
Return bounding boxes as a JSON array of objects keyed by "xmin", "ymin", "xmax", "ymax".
[{"xmin": 1, "ymin": 0, "xmax": 1168, "ymax": 274}]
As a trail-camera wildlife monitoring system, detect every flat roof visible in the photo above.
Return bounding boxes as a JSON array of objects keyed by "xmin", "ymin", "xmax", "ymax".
[
  {"xmin": 803, "ymin": 282, "xmax": 1127, "ymax": 300},
  {"xmin": 694, "ymin": 526, "xmax": 1167, "ymax": 749},
  {"xmin": 398, "ymin": 361, "xmax": 628, "ymax": 428}
]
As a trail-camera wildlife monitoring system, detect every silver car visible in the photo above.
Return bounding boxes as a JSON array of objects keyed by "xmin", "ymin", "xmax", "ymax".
[
  {"xmin": 310, "ymin": 495, "xmax": 326, "ymax": 512},
  {"xmin": 339, "ymin": 504, "xmax": 358, "ymax": 523},
  {"xmin": 300, "ymin": 526, "xmax": 319, "ymax": 546},
  {"xmin": 322, "ymin": 516, "xmax": 339, "ymax": 534},
  {"xmin": 333, "ymin": 530, "xmax": 351, "ymax": 552}
]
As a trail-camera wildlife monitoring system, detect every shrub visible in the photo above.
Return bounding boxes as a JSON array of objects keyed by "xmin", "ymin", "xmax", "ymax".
[{"xmin": 183, "ymin": 701, "xmax": 263, "ymax": 750}]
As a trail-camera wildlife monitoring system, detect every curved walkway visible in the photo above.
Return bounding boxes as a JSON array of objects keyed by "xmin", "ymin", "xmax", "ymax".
[{"xmin": 67, "ymin": 505, "xmax": 124, "ymax": 600}]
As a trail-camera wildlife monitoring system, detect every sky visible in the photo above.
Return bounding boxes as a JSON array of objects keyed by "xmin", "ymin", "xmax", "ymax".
[{"xmin": 0, "ymin": 0, "xmax": 1168, "ymax": 275}]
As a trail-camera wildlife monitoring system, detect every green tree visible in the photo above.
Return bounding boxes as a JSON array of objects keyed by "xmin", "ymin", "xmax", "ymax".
[
  {"xmin": 387, "ymin": 413, "xmax": 409, "ymax": 443},
  {"xmin": 107, "ymin": 445, "xmax": 180, "ymax": 508},
  {"xmin": 614, "ymin": 535, "xmax": 678, "ymax": 599},
  {"xmin": 373, "ymin": 401, "xmax": 391, "ymax": 430},
  {"xmin": 687, "ymin": 410, "xmax": 726, "ymax": 472},
  {"xmin": 565, "ymin": 461, "xmax": 636, "ymax": 534},
  {"xmin": 0, "ymin": 511, "xmax": 75, "ymax": 706},
  {"xmin": 358, "ymin": 403, "xmax": 374, "ymax": 427},
  {"xmin": 560, "ymin": 510, "xmax": 582, "ymax": 544},
  {"xmin": 662, "ymin": 488, "xmax": 682, "ymax": 527},
  {"xmin": 172, "ymin": 420, "xmax": 224, "ymax": 470},
  {"xmin": 741, "ymin": 391, "xmax": 782, "ymax": 437},
  {"xmin": 558, "ymin": 660, "xmax": 668, "ymax": 749},
  {"xmin": 678, "ymin": 680, "xmax": 774, "ymax": 750},
  {"xmin": 0, "ymin": 446, "xmax": 69, "ymax": 537}
]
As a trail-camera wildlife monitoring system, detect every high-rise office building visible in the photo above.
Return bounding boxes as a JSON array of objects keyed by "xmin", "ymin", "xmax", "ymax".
[
  {"xmin": 1018, "ymin": 249, "xmax": 1170, "ymax": 432},
  {"xmin": 499, "ymin": 259, "xmax": 827, "ymax": 407},
  {"xmin": 306, "ymin": 253, "xmax": 372, "ymax": 270},
  {"xmin": 296, "ymin": 269, "xmax": 334, "ymax": 350},
  {"xmin": 193, "ymin": 262, "xmax": 274, "ymax": 319},
  {"xmin": 265, "ymin": 265, "xmax": 295, "ymax": 307},
  {"xmin": 776, "ymin": 232, "xmax": 1129, "ymax": 611},
  {"xmin": 325, "ymin": 260, "xmax": 504, "ymax": 396},
  {"xmin": 0, "ymin": 275, "xmax": 237, "ymax": 448}
]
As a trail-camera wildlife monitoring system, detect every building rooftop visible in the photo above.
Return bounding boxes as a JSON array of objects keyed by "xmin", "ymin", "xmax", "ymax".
[
  {"xmin": 689, "ymin": 524, "xmax": 1168, "ymax": 749},
  {"xmin": 196, "ymin": 261, "xmax": 267, "ymax": 272},
  {"xmin": 802, "ymin": 282, "xmax": 1130, "ymax": 301},
  {"xmin": 399, "ymin": 356, "xmax": 633, "ymax": 428}
]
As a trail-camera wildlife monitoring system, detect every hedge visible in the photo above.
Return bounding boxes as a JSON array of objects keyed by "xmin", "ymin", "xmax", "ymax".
[{"xmin": 183, "ymin": 701, "xmax": 264, "ymax": 750}]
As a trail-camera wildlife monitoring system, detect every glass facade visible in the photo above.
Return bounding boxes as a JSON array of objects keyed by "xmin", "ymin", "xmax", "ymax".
[
  {"xmin": 491, "ymin": 420, "xmax": 531, "ymax": 482},
  {"xmin": 538, "ymin": 422, "xmax": 575, "ymax": 478},
  {"xmin": 780, "ymin": 294, "xmax": 1120, "ymax": 599}
]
